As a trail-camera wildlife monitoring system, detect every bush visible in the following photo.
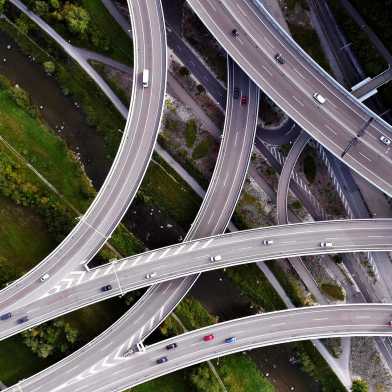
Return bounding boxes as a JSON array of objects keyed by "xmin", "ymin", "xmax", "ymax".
[
  {"xmin": 185, "ymin": 119, "xmax": 197, "ymax": 148},
  {"xmin": 21, "ymin": 319, "xmax": 79, "ymax": 358},
  {"xmin": 62, "ymin": 3, "xmax": 90, "ymax": 36},
  {"xmin": 291, "ymin": 200, "xmax": 302, "ymax": 210},
  {"xmin": 179, "ymin": 66, "xmax": 190, "ymax": 77},
  {"xmin": 320, "ymin": 283, "xmax": 345, "ymax": 301},
  {"xmin": 352, "ymin": 379, "xmax": 368, "ymax": 392},
  {"xmin": 192, "ymin": 136, "xmax": 213, "ymax": 160},
  {"xmin": 43, "ymin": 60, "xmax": 56, "ymax": 74}
]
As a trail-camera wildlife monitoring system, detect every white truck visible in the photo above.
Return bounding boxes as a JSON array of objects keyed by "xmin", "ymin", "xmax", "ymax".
[{"xmin": 142, "ymin": 69, "xmax": 149, "ymax": 88}]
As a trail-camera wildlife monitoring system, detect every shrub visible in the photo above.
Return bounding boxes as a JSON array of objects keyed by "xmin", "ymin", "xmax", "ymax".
[
  {"xmin": 352, "ymin": 379, "xmax": 368, "ymax": 392},
  {"xmin": 192, "ymin": 136, "xmax": 213, "ymax": 160},
  {"xmin": 43, "ymin": 60, "xmax": 56, "ymax": 74},
  {"xmin": 21, "ymin": 319, "xmax": 79, "ymax": 358},
  {"xmin": 320, "ymin": 282, "xmax": 345, "ymax": 301},
  {"xmin": 185, "ymin": 119, "xmax": 197, "ymax": 148}
]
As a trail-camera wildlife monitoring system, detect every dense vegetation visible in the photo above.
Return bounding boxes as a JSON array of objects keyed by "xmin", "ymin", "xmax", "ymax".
[{"xmin": 21, "ymin": 0, "xmax": 132, "ymax": 64}]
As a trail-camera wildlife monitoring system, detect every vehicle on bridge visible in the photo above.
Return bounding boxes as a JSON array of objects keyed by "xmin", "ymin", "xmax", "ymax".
[
  {"xmin": 380, "ymin": 135, "xmax": 391, "ymax": 146},
  {"xmin": 0, "ymin": 312, "xmax": 11, "ymax": 321},
  {"xmin": 156, "ymin": 356, "xmax": 168, "ymax": 364},
  {"xmin": 313, "ymin": 93, "xmax": 326, "ymax": 104},
  {"xmin": 142, "ymin": 69, "xmax": 149, "ymax": 88},
  {"xmin": 320, "ymin": 242, "xmax": 333, "ymax": 248}
]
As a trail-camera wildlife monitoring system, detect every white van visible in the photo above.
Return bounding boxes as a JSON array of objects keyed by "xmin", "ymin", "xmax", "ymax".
[
  {"xmin": 40, "ymin": 273, "xmax": 50, "ymax": 282},
  {"xmin": 313, "ymin": 92, "xmax": 326, "ymax": 104},
  {"xmin": 142, "ymin": 69, "xmax": 149, "ymax": 88},
  {"xmin": 320, "ymin": 242, "xmax": 333, "ymax": 248}
]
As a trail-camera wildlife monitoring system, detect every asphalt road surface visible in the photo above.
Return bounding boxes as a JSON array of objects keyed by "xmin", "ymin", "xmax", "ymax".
[
  {"xmin": 8, "ymin": 304, "xmax": 392, "ymax": 392},
  {"xmin": 1, "ymin": 219, "xmax": 391, "ymax": 340},
  {"xmin": 187, "ymin": 0, "xmax": 392, "ymax": 197}
]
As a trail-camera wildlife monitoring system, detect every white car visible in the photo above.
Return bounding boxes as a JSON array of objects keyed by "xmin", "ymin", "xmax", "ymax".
[
  {"xmin": 320, "ymin": 242, "xmax": 333, "ymax": 248},
  {"xmin": 380, "ymin": 135, "xmax": 391, "ymax": 146},
  {"xmin": 145, "ymin": 272, "xmax": 157, "ymax": 279},
  {"xmin": 40, "ymin": 273, "xmax": 50, "ymax": 282},
  {"xmin": 263, "ymin": 240, "xmax": 274, "ymax": 245},
  {"xmin": 210, "ymin": 255, "xmax": 222, "ymax": 262},
  {"xmin": 313, "ymin": 93, "xmax": 326, "ymax": 104}
]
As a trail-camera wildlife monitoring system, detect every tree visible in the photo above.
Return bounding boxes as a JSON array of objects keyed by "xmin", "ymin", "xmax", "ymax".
[
  {"xmin": 196, "ymin": 84, "xmax": 205, "ymax": 95},
  {"xmin": 62, "ymin": 3, "xmax": 90, "ymax": 36},
  {"xmin": 352, "ymin": 379, "xmax": 369, "ymax": 392},
  {"xmin": 43, "ymin": 60, "xmax": 56, "ymax": 74},
  {"xmin": 34, "ymin": 1, "xmax": 49, "ymax": 16},
  {"xmin": 22, "ymin": 319, "xmax": 79, "ymax": 358},
  {"xmin": 10, "ymin": 84, "xmax": 31, "ymax": 110},
  {"xmin": 179, "ymin": 66, "xmax": 190, "ymax": 77},
  {"xmin": 15, "ymin": 14, "xmax": 32, "ymax": 35},
  {"xmin": 0, "ymin": 0, "xmax": 7, "ymax": 14},
  {"xmin": 50, "ymin": 0, "xmax": 60, "ymax": 9},
  {"xmin": 190, "ymin": 365, "xmax": 221, "ymax": 392}
]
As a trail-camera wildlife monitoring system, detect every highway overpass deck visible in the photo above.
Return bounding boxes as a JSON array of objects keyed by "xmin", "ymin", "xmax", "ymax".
[
  {"xmin": 187, "ymin": 0, "xmax": 392, "ymax": 197},
  {"xmin": 8, "ymin": 304, "xmax": 392, "ymax": 392},
  {"xmin": 0, "ymin": 219, "xmax": 391, "ymax": 340},
  {"xmin": 0, "ymin": 0, "xmax": 167, "ymax": 311}
]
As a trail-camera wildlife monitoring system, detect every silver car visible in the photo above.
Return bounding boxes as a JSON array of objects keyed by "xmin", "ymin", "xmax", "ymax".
[{"xmin": 380, "ymin": 135, "xmax": 391, "ymax": 146}]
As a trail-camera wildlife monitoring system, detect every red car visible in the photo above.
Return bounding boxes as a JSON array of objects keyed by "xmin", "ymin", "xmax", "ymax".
[
  {"xmin": 203, "ymin": 334, "xmax": 214, "ymax": 342},
  {"xmin": 241, "ymin": 95, "xmax": 247, "ymax": 105}
]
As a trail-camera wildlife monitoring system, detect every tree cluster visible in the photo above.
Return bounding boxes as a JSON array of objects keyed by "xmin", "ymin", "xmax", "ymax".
[
  {"xmin": 23, "ymin": 0, "xmax": 110, "ymax": 53},
  {"xmin": 0, "ymin": 152, "xmax": 73, "ymax": 242},
  {"xmin": 21, "ymin": 319, "xmax": 79, "ymax": 358}
]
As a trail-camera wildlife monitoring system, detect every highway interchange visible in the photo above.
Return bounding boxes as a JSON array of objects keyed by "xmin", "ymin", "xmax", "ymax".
[
  {"xmin": 2, "ymin": 0, "xmax": 392, "ymax": 391},
  {"xmin": 1, "ymin": 219, "xmax": 392, "ymax": 340},
  {"xmin": 2, "ymin": 0, "xmax": 167, "ymax": 312},
  {"xmin": 188, "ymin": 0, "xmax": 392, "ymax": 196}
]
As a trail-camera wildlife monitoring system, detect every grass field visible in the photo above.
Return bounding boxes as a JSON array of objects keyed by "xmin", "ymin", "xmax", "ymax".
[
  {"xmin": 0, "ymin": 196, "xmax": 53, "ymax": 275},
  {"xmin": 81, "ymin": 0, "xmax": 133, "ymax": 65},
  {"xmin": 0, "ymin": 336, "xmax": 54, "ymax": 386},
  {"xmin": 0, "ymin": 88, "xmax": 94, "ymax": 211}
]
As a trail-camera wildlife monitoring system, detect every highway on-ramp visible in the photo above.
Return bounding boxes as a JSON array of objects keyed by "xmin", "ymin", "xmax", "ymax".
[
  {"xmin": 1, "ymin": 219, "xmax": 392, "ymax": 340},
  {"xmin": 0, "ymin": 0, "xmax": 166, "ymax": 311},
  {"xmin": 8, "ymin": 304, "xmax": 392, "ymax": 392},
  {"xmin": 187, "ymin": 0, "xmax": 392, "ymax": 197}
]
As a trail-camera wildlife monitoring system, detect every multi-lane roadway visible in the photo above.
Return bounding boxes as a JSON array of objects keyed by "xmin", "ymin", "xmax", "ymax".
[
  {"xmin": 9, "ymin": 304, "xmax": 392, "ymax": 392},
  {"xmin": 187, "ymin": 0, "xmax": 392, "ymax": 197},
  {"xmin": 1, "ymin": 219, "xmax": 392, "ymax": 340},
  {"xmin": 0, "ymin": 55, "xmax": 260, "ymax": 392},
  {"xmin": 0, "ymin": 0, "xmax": 166, "ymax": 312}
]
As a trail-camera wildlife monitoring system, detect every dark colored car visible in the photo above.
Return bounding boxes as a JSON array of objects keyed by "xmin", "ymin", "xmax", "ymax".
[
  {"xmin": 0, "ymin": 312, "xmax": 11, "ymax": 321},
  {"xmin": 156, "ymin": 356, "xmax": 169, "ymax": 364},
  {"xmin": 233, "ymin": 87, "xmax": 240, "ymax": 99},
  {"xmin": 241, "ymin": 95, "xmax": 247, "ymax": 105},
  {"xmin": 232, "ymin": 29, "xmax": 239, "ymax": 37},
  {"xmin": 224, "ymin": 336, "xmax": 237, "ymax": 344},
  {"xmin": 166, "ymin": 342, "xmax": 178, "ymax": 350},
  {"xmin": 101, "ymin": 284, "xmax": 112, "ymax": 292},
  {"xmin": 17, "ymin": 316, "xmax": 29, "ymax": 324},
  {"xmin": 203, "ymin": 334, "xmax": 214, "ymax": 342},
  {"xmin": 274, "ymin": 53, "xmax": 285, "ymax": 64}
]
